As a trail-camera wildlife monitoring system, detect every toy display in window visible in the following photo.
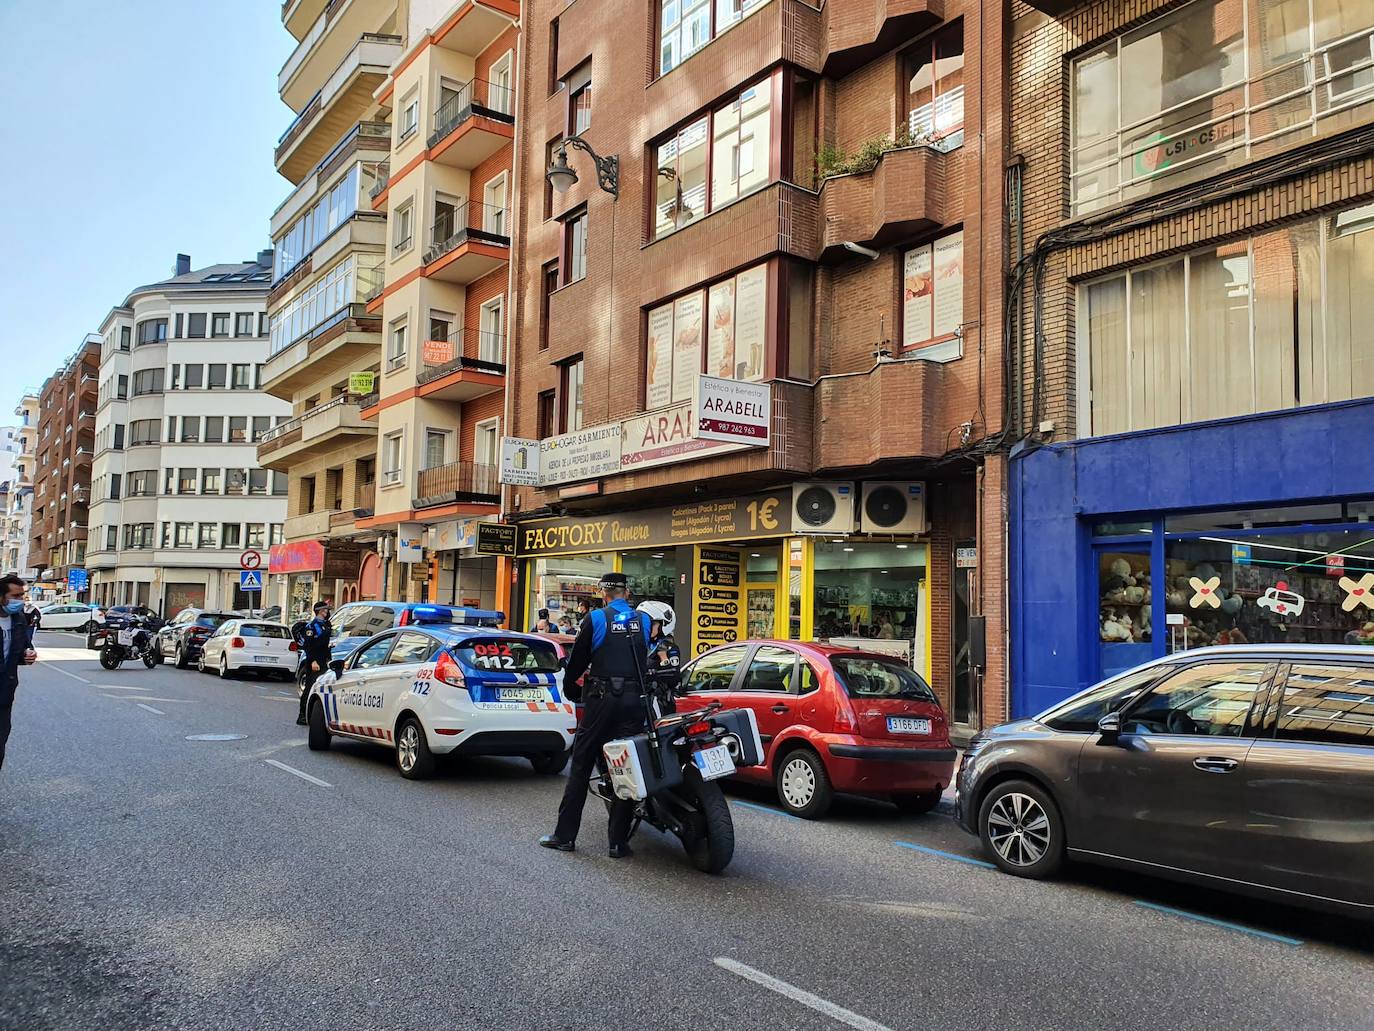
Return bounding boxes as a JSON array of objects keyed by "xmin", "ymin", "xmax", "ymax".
[{"xmin": 1099, "ymin": 555, "xmax": 1151, "ymax": 643}]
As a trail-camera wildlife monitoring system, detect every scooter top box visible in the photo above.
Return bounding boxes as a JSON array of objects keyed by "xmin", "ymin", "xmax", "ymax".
[{"xmin": 603, "ymin": 734, "xmax": 683, "ymax": 801}]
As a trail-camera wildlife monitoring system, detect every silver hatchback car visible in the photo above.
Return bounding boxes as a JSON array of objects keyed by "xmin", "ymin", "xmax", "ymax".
[{"xmin": 957, "ymin": 645, "xmax": 1374, "ymax": 918}]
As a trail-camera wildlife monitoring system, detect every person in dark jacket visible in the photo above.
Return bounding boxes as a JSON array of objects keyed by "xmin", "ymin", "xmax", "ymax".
[
  {"xmin": 296, "ymin": 600, "xmax": 333, "ymax": 726},
  {"xmin": 1, "ymin": 574, "xmax": 39, "ymax": 770}
]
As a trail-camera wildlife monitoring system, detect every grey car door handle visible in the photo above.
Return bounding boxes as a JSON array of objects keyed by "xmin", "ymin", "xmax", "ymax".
[{"xmin": 1193, "ymin": 756, "xmax": 1239, "ymax": 774}]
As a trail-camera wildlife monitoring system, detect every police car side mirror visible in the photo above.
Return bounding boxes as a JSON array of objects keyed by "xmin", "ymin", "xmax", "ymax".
[{"xmin": 328, "ymin": 659, "xmax": 346, "ymax": 677}]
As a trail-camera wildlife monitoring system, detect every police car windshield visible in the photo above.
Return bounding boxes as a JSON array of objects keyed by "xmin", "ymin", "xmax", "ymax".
[{"xmin": 454, "ymin": 637, "xmax": 561, "ymax": 673}]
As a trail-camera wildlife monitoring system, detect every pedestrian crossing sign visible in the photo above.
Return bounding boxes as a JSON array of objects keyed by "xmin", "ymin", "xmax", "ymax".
[{"xmin": 239, "ymin": 570, "xmax": 263, "ymax": 592}]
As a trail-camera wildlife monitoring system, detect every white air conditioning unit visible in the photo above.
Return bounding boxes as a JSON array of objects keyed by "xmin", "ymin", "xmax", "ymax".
[
  {"xmin": 861, "ymin": 481, "xmax": 928, "ymax": 534},
  {"xmin": 791, "ymin": 481, "xmax": 857, "ymax": 535}
]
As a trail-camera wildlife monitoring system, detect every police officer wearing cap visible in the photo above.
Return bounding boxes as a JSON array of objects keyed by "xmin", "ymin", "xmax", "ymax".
[
  {"xmin": 296, "ymin": 600, "xmax": 333, "ymax": 726},
  {"xmin": 539, "ymin": 572, "xmax": 651, "ymax": 858}
]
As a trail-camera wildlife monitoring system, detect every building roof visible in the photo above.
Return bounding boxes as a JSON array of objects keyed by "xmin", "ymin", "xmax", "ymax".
[{"xmin": 123, "ymin": 260, "xmax": 272, "ymax": 298}]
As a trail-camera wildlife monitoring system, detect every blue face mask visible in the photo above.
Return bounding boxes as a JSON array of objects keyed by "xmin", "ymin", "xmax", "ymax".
[{"xmin": 4, "ymin": 600, "xmax": 23, "ymax": 615}]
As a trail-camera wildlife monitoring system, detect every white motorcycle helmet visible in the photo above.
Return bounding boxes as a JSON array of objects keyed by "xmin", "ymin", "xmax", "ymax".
[{"xmin": 636, "ymin": 600, "xmax": 676, "ymax": 637}]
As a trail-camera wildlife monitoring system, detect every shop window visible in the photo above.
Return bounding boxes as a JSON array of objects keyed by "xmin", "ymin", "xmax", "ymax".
[
  {"xmin": 621, "ymin": 550, "xmax": 678, "ymax": 609},
  {"xmin": 901, "ymin": 230, "xmax": 964, "ymax": 359},
  {"xmin": 531, "ymin": 554, "xmax": 614, "ymax": 620},
  {"xmin": 645, "ymin": 262, "xmax": 769, "ymax": 410},
  {"xmin": 813, "ymin": 541, "xmax": 926, "ymax": 653},
  {"xmin": 903, "ymin": 20, "xmax": 965, "ymax": 150},
  {"xmin": 745, "ymin": 548, "xmax": 779, "ymax": 639},
  {"xmin": 1276, "ymin": 663, "xmax": 1374, "ymax": 747},
  {"xmin": 1098, "ymin": 551, "xmax": 1153, "ymax": 678}
]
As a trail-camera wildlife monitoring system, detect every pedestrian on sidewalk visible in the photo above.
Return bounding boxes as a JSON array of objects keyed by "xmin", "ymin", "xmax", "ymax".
[{"xmin": 0, "ymin": 574, "xmax": 39, "ymax": 770}]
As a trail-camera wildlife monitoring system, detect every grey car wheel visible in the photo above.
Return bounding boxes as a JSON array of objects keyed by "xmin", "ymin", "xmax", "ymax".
[{"xmin": 978, "ymin": 779, "xmax": 1065, "ymax": 879}]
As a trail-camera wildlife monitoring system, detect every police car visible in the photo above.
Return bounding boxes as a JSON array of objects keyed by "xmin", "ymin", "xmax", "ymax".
[{"xmin": 305, "ymin": 624, "xmax": 575, "ymax": 780}]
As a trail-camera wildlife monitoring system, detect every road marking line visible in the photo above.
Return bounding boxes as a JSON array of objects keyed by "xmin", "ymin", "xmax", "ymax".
[
  {"xmin": 1133, "ymin": 900, "xmax": 1303, "ymax": 946},
  {"xmin": 731, "ymin": 799, "xmax": 802, "ymax": 820},
  {"xmin": 893, "ymin": 840, "xmax": 997, "ymax": 870},
  {"xmin": 47, "ymin": 665, "xmax": 91, "ymax": 684},
  {"xmin": 713, "ymin": 958, "xmax": 894, "ymax": 1031},
  {"xmin": 136, "ymin": 703, "xmax": 166, "ymax": 715},
  {"xmin": 93, "ymin": 684, "xmax": 148, "ymax": 691},
  {"xmin": 264, "ymin": 759, "xmax": 331, "ymax": 788}
]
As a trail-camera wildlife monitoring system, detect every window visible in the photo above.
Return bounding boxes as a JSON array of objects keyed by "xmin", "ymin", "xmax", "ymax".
[
  {"xmin": 272, "ymin": 166, "xmax": 365, "ymax": 279},
  {"xmin": 388, "ymin": 319, "xmax": 408, "ymax": 371},
  {"xmin": 478, "ymin": 296, "xmax": 505, "ymax": 363},
  {"xmin": 256, "ymin": 364, "xmax": 264, "ymax": 389},
  {"xmin": 169, "ymin": 365, "xmax": 181, "ymax": 390},
  {"xmin": 268, "ymin": 255, "xmax": 365, "ymax": 356},
  {"xmin": 251, "ymin": 416, "xmax": 271, "ymax": 442},
  {"xmin": 167, "ymin": 416, "xmax": 178, "ymax": 441},
  {"xmin": 173, "ymin": 314, "xmax": 183, "ymax": 338},
  {"xmin": 659, "ymin": 0, "xmax": 768, "ymax": 74},
  {"xmin": 225, "ymin": 468, "xmax": 246, "ymax": 495},
  {"xmin": 136, "ymin": 318, "xmax": 168, "ymax": 345},
  {"xmin": 832, "ymin": 656, "xmax": 938, "ymax": 702},
  {"xmin": 543, "ymin": 137, "xmax": 562, "ymax": 219},
  {"xmin": 739, "ymin": 645, "xmax": 797, "ymax": 693},
  {"xmin": 429, "ymin": 311, "xmax": 454, "ymax": 342},
  {"xmin": 248, "ymin": 469, "xmax": 269, "ymax": 495},
  {"xmin": 903, "ymin": 21, "xmax": 965, "ymax": 149},
  {"xmin": 394, "ymin": 201, "xmax": 414, "ymax": 252},
  {"xmin": 540, "ymin": 261, "xmax": 559, "ymax": 349},
  {"xmin": 1276, "ymin": 663, "xmax": 1374, "ymax": 747},
  {"xmin": 184, "ymin": 364, "xmax": 203, "ymax": 389},
  {"xmin": 272, "ymin": 471, "xmax": 289, "ymax": 496},
  {"xmin": 646, "ymin": 262, "xmax": 768, "ymax": 408},
  {"xmin": 567, "ymin": 62, "xmax": 592, "ymax": 134},
  {"xmin": 187, "ymin": 313, "xmax": 207, "ymax": 338},
  {"xmin": 390, "ymin": 631, "xmax": 438, "ymax": 665},
  {"xmin": 548, "ymin": 17, "xmax": 561, "ymax": 93},
  {"xmin": 1081, "ymin": 203, "xmax": 1374, "ymax": 437},
  {"xmin": 243, "ymin": 523, "xmax": 265, "ymax": 549},
  {"xmin": 126, "ymin": 470, "xmax": 153, "ymax": 497},
  {"xmin": 382, "ymin": 431, "xmax": 404, "ymax": 485},
  {"xmin": 233, "ymin": 313, "xmax": 253, "ymax": 336},
  {"xmin": 211, "ymin": 313, "xmax": 230, "ymax": 338},
  {"xmin": 474, "ymin": 418, "xmax": 500, "ymax": 467},
  {"xmin": 204, "ymin": 415, "xmax": 223, "ymax": 442},
  {"xmin": 1121, "ymin": 661, "xmax": 1270, "ymax": 737},
  {"xmin": 208, "ymin": 364, "xmax": 227, "ymax": 389},
  {"xmin": 561, "ymin": 208, "xmax": 588, "ymax": 284},
  {"xmin": 196, "ymin": 523, "xmax": 218, "ymax": 549},
  {"xmin": 129, "ymin": 419, "xmax": 160, "ymax": 446},
  {"xmin": 1042, "ymin": 665, "xmax": 1163, "ymax": 732},
  {"xmin": 106, "ymin": 526, "xmax": 118, "ymax": 551},
  {"xmin": 131, "ymin": 368, "xmax": 164, "ymax": 396},
  {"xmin": 424, "ymin": 429, "xmax": 449, "ymax": 469},
  {"xmin": 229, "ymin": 417, "xmax": 248, "ymax": 443},
  {"xmin": 174, "ymin": 522, "xmax": 194, "ymax": 548},
  {"xmin": 559, "ymin": 357, "xmax": 584, "ymax": 432},
  {"xmin": 202, "ymin": 468, "xmax": 221, "ymax": 494},
  {"xmin": 901, "ymin": 230, "xmax": 963, "ymax": 359},
  {"xmin": 159, "ymin": 522, "xmax": 172, "ymax": 548},
  {"xmin": 222, "ymin": 523, "xmax": 242, "ymax": 549},
  {"xmin": 230, "ymin": 364, "xmax": 251, "ymax": 390},
  {"xmin": 353, "ymin": 634, "xmax": 398, "ymax": 670},
  {"xmin": 683, "ymin": 645, "xmax": 748, "ymax": 692},
  {"xmin": 654, "ymin": 78, "xmax": 776, "ymax": 241},
  {"xmin": 178, "ymin": 468, "xmax": 197, "ymax": 494},
  {"xmin": 537, "ymin": 390, "xmax": 557, "ymax": 439},
  {"xmin": 180, "ymin": 416, "xmax": 200, "ymax": 442},
  {"xmin": 119, "ymin": 326, "xmax": 131, "ymax": 351},
  {"xmin": 116, "ymin": 374, "xmax": 128, "ymax": 399},
  {"xmin": 399, "ymin": 93, "xmax": 419, "ymax": 142},
  {"xmin": 124, "ymin": 523, "xmax": 154, "ymax": 549},
  {"xmin": 483, "ymin": 174, "xmax": 508, "ymax": 236},
  {"xmin": 270, "ymin": 523, "xmax": 284, "ymax": 544},
  {"xmin": 108, "ymin": 472, "xmax": 122, "ymax": 501}
]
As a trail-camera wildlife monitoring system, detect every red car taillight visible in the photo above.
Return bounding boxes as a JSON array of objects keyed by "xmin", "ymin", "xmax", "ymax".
[
  {"xmin": 832, "ymin": 695, "xmax": 859, "ymax": 733},
  {"xmin": 434, "ymin": 650, "xmax": 466, "ymax": 688}
]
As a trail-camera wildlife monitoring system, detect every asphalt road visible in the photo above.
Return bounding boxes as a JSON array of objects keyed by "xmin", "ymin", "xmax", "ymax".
[{"xmin": 2, "ymin": 631, "xmax": 1371, "ymax": 1031}]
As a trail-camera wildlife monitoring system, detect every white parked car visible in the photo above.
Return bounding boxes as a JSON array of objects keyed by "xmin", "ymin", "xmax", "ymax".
[
  {"xmin": 35, "ymin": 603, "xmax": 102, "ymax": 632},
  {"xmin": 197, "ymin": 620, "xmax": 299, "ymax": 680},
  {"xmin": 306, "ymin": 625, "xmax": 576, "ymax": 780}
]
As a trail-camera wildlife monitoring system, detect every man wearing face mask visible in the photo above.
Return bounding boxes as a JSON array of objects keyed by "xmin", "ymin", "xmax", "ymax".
[
  {"xmin": 0, "ymin": 574, "xmax": 39, "ymax": 771},
  {"xmin": 296, "ymin": 600, "xmax": 333, "ymax": 726}
]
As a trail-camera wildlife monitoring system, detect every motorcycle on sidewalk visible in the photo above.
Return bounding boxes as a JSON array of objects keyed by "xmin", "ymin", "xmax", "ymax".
[
  {"xmin": 589, "ymin": 673, "xmax": 764, "ymax": 875},
  {"xmin": 98, "ymin": 619, "xmax": 160, "ymax": 671}
]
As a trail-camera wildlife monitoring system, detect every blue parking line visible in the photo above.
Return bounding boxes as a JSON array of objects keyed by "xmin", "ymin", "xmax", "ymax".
[
  {"xmin": 731, "ymin": 799, "xmax": 802, "ymax": 820},
  {"xmin": 893, "ymin": 840, "xmax": 997, "ymax": 869},
  {"xmin": 1133, "ymin": 900, "xmax": 1303, "ymax": 946}
]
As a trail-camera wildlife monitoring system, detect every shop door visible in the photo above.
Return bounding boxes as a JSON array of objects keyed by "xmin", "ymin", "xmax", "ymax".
[
  {"xmin": 952, "ymin": 560, "xmax": 974, "ymax": 725},
  {"xmin": 1095, "ymin": 545, "xmax": 1153, "ymax": 682}
]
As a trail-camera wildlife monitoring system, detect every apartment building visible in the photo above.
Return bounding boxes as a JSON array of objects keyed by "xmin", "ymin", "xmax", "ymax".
[
  {"xmin": 358, "ymin": 0, "xmax": 517, "ymax": 611},
  {"xmin": 88, "ymin": 254, "xmax": 289, "ymax": 613},
  {"xmin": 1, "ymin": 395, "xmax": 39, "ymax": 576},
  {"xmin": 502, "ymin": 0, "xmax": 1008, "ymax": 728},
  {"xmin": 262, "ymin": 0, "xmax": 406, "ymax": 616},
  {"xmin": 29, "ymin": 338, "xmax": 101, "ymax": 593},
  {"xmin": 1007, "ymin": 0, "xmax": 1374, "ymax": 716}
]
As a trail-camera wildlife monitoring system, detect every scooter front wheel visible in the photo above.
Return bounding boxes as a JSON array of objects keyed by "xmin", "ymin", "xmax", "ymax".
[{"xmin": 679, "ymin": 767, "xmax": 735, "ymax": 874}]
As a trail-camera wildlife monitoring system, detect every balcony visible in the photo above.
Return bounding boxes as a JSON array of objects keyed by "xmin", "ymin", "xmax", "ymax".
[
  {"xmin": 817, "ymin": 144, "xmax": 955, "ymax": 261},
  {"xmin": 283, "ymin": 0, "xmax": 327, "ymax": 42},
  {"xmin": 277, "ymin": 33, "xmax": 402, "ymax": 183},
  {"xmin": 427, "ymin": 78, "xmax": 516, "ymax": 169},
  {"xmin": 257, "ymin": 394, "xmax": 376, "ymax": 469},
  {"xmin": 416, "ymin": 339, "xmax": 506, "ymax": 403},
  {"xmin": 280, "ymin": 0, "xmax": 394, "ymax": 109},
  {"xmin": 263, "ymin": 303, "xmax": 381, "ymax": 399},
  {"xmin": 421, "ymin": 201, "xmax": 511, "ymax": 285},
  {"xmin": 369, "ymin": 162, "xmax": 390, "ymax": 203},
  {"xmin": 432, "ymin": 0, "xmax": 516, "ymax": 57},
  {"xmin": 413, "ymin": 461, "xmax": 500, "ymax": 508},
  {"xmin": 821, "ymin": 0, "xmax": 944, "ymax": 76}
]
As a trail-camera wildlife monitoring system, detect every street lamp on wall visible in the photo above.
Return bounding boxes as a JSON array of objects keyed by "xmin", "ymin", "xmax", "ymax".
[{"xmin": 547, "ymin": 135, "xmax": 620, "ymax": 198}]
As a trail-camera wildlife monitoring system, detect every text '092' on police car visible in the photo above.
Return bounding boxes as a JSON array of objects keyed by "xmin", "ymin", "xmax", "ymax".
[{"xmin": 306, "ymin": 625, "xmax": 576, "ymax": 780}]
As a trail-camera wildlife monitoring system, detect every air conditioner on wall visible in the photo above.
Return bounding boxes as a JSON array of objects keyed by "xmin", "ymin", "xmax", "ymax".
[
  {"xmin": 791, "ymin": 482, "xmax": 858, "ymax": 535},
  {"xmin": 861, "ymin": 482, "xmax": 928, "ymax": 535}
]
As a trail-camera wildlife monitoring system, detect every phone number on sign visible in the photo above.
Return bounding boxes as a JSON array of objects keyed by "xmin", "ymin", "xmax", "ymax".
[{"xmin": 699, "ymin": 419, "xmax": 766, "ymax": 439}]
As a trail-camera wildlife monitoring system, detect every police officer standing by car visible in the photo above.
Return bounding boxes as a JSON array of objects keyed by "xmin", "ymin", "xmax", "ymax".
[
  {"xmin": 539, "ymin": 573, "xmax": 651, "ymax": 859},
  {"xmin": 296, "ymin": 600, "xmax": 332, "ymax": 726},
  {"xmin": 638, "ymin": 601, "xmax": 681, "ymax": 713}
]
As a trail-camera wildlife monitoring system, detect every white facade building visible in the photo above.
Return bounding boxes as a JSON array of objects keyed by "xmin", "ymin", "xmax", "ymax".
[
  {"xmin": 1, "ymin": 395, "xmax": 39, "ymax": 576},
  {"xmin": 89, "ymin": 254, "xmax": 290, "ymax": 613}
]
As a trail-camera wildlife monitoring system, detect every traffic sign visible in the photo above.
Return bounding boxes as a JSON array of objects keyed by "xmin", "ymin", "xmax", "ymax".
[
  {"xmin": 239, "ymin": 570, "xmax": 263, "ymax": 592},
  {"xmin": 67, "ymin": 568, "xmax": 88, "ymax": 591},
  {"xmin": 240, "ymin": 549, "xmax": 263, "ymax": 570}
]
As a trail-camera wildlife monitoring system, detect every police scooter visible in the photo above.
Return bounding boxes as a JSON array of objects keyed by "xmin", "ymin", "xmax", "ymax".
[
  {"xmin": 99, "ymin": 615, "xmax": 160, "ymax": 670},
  {"xmin": 589, "ymin": 663, "xmax": 764, "ymax": 875}
]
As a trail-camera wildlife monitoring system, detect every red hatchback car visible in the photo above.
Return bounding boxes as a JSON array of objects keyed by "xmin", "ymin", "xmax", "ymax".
[{"xmin": 678, "ymin": 641, "xmax": 956, "ymax": 818}]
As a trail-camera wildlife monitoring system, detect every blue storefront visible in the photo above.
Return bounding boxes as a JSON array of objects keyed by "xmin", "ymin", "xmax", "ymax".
[{"xmin": 1009, "ymin": 398, "xmax": 1374, "ymax": 719}]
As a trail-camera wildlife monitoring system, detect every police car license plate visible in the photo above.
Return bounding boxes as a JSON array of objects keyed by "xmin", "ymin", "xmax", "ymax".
[
  {"xmin": 888, "ymin": 717, "xmax": 931, "ymax": 735},
  {"xmin": 498, "ymin": 687, "xmax": 545, "ymax": 702},
  {"xmin": 693, "ymin": 744, "xmax": 735, "ymax": 780}
]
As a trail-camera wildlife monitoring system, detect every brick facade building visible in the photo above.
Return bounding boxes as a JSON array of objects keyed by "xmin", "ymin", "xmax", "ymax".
[{"xmin": 506, "ymin": 0, "xmax": 1009, "ymax": 730}]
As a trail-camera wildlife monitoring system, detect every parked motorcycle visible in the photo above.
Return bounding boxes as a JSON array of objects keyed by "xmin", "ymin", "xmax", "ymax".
[
  {"xmin": 590, "ymin": 683, "xmax": 764, "ymax": 875},
  {"xmin": 99, "ymin": 618, "xmax": 160, "ymax": 671}
]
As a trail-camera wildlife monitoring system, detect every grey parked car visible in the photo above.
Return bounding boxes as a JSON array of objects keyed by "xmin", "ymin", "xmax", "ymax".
[{"xmin": 956, "ymin": 645, "xmax": 1374, "ymax": 919}]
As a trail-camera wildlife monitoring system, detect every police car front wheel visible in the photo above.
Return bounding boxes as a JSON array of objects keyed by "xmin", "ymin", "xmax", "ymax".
[
  {"xmin": 307, "ymin": 699, "xmax": 331, "ymax": 751},
  {"xmin": 396, "ymin": 717, "xmax": 436, "ymax": 780}
]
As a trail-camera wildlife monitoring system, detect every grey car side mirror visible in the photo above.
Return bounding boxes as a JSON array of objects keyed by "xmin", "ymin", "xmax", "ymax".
[{"xmin": 1098, "ymin": 711, "xmax": 1122, "ymax": 742}]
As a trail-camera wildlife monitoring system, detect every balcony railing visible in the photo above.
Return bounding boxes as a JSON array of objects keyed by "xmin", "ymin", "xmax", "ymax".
[
  {"xmin": 362, "ymin": 261, "xmax": 385, "ymax": 302},
  {"xmin": 422, "ymin": 200, "xmax": 511, "ymax": 265},
  {"xmin": 417, "ymin": 332, "xmax": 506, "ymax": 385},
  {"xmin": 427, "ymin": 78, "xmax": 516, "ymax": 149},
  {"xmin": 354, "ymin": 479, "xmax": 375, "ymax": 512},
  {"xmin": 260, "ymin": 393, "xmax": 366, "ymax": 444},
  {"xmin": 414, "ymin": 461, "xmax": 500, "ymax": 506},
  {"xmin": 369, "ymin": 161, "xmax": 390, "ymax": 199}
]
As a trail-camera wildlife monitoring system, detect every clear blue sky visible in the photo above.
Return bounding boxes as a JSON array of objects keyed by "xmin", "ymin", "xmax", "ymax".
[{"xmin": 0, "ymin": 0, "xmax": 292, "ymax": 407}]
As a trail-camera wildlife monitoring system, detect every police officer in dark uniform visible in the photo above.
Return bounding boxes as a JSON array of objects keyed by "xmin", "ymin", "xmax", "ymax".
[
  {"xmin": 638, "ymin": 600, "xmax": 681, "ymax": 712},
  {"xmin": 296, "ymin": 600, "xmax": 333, "ymax": 726},
  {"xmin": 539, "ymin": 572, "xmax": 651, "ymax": 858}
]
